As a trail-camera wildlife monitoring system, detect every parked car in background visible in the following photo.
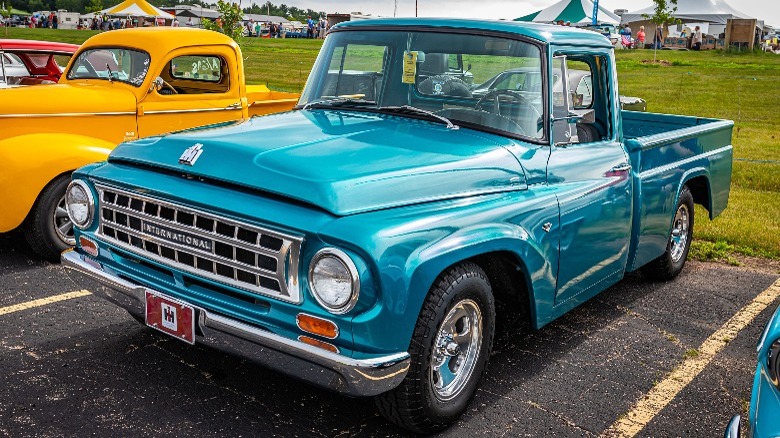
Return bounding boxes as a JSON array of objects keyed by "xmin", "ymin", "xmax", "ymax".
[
  {"xmin": 470, "ymin": 67, "xmax": 647, "ymax": 111},
  {"xmin": 725, "ymin": 305, "xmax": 780, "ymax": 438},
  {"xmin": 0, "ymin": 39, "xmax": 79, "ymax": 86},
  {"xmin": 0, "ymin": 28, "xmax": 299, "ymax": 260}
]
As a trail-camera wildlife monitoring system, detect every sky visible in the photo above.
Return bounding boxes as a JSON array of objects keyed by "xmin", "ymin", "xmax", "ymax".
[{"xmin": 282, "ymin": 0, "xmax": 778, "ymax": 28}]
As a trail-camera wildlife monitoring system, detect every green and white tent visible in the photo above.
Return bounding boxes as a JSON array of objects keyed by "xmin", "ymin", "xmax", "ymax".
[{"xmin": 515, "ymin": 0, "xmax": 620, "ymax": 25}]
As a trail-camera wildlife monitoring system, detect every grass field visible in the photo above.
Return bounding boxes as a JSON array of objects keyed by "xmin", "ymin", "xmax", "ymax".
[{"xmin": 3, "ymin": 28, "xmax": 779, "ymax": 259}]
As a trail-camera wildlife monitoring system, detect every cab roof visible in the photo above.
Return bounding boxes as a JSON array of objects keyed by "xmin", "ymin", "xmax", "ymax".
[
  {"xmin": 80, "ymin": 27, "xmax": 238, "ymax": 54},
  {"xmin": 332, "ymin": 18, "xmax": 614, "ymax": 49}
]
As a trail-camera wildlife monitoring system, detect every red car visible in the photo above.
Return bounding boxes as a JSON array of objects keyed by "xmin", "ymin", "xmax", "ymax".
[{"xmin": 0, "ymin": 39, "xmax": 79, "ymax": 86}]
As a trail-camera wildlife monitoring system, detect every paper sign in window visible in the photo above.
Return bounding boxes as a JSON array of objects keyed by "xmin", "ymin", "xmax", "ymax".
[{"xmin": 402, "ymin": 51, "xmax": 418, "ymax": 84}]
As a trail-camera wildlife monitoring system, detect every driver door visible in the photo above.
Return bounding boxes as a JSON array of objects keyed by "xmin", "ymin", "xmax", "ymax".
[{"xmin": 137, "ymin": 46, "xmax": 245, "ymax": 138}]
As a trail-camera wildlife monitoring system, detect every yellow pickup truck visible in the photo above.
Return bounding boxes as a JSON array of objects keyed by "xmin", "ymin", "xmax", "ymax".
[{"xmin": 0, "ymin": 28, "xmax": 299, "ymax": 260}]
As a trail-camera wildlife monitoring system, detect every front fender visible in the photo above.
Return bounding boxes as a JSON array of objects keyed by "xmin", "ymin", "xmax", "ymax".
[{"xmin": 0, "ymin": 133, "xmax": 115, "ymax": 232}]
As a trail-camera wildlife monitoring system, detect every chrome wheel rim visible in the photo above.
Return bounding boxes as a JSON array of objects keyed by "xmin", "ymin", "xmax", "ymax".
[
  {"xmin": 54, "ymin": 194, "xmax": 76, "ymax": 246},
  {"xmin": 670, "ymin": 204, "xmax": 690, "ymax": 263},
  {"xmin": 430, "ymin": 299, "xmax": 483, "ymax": 401}
]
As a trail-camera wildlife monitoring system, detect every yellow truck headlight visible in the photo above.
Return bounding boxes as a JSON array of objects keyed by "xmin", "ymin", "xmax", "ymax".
[
  {"xmin": 65, "ymin": 180, "xmax": 94, "ymax": 229},
  {"xmin": 309, "ymin": 248, "xmax": 359, "ymax": 314}
]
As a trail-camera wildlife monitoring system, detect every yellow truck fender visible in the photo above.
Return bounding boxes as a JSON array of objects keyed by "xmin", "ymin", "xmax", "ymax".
[{"xmin": 0, "ymin": 133, "xmax": 114, "ymax": 233}]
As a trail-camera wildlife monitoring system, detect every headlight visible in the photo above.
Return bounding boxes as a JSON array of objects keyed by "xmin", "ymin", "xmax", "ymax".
[
  {"xmin": 65, "ymin": 180, "xmax": 94, "ymax": 229},
  {"xmin": 309, "ymin": 248, "xmax": 359, "ymax": 314}
]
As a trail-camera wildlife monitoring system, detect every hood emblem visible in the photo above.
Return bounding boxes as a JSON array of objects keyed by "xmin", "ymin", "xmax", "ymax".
[{"xmin": 179, "ymin": 143, "xmax": 204, "ymax": 166}]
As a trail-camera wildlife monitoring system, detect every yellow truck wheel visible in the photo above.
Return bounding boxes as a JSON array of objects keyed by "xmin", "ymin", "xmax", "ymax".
[{"xmin": 23, "ymin": 174, "xmax": 75, "ymax": 261}]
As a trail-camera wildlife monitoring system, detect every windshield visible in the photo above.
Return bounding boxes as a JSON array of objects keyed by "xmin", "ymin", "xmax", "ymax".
[
  {"xmin": 299, "ymin": 29, "xmax": 545, "ymax": 140},
  {"xmin": 66, "ymin": 47, "xmax": 151, "ymax": 87}
]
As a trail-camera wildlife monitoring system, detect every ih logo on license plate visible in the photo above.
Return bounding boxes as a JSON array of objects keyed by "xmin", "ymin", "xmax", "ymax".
[{"xmin": 145, "ymin": 291, "xmax": 195, "ymax": 344}]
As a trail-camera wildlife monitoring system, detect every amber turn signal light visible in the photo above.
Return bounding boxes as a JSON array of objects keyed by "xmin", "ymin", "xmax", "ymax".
[
  {"xmin": 296, "ymin": 313, "xmax": 339, "ymax": 339},
  {"xmin": 298, "ymin": 335, "xmax": 340, "ymax": 354},
  {"xmin": 79, "ymin": 236, "xmax": 99, "ymax": 257}
]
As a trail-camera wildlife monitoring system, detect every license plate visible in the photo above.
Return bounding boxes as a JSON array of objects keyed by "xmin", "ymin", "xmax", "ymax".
[{"xmin": 145, "ymin": 290, "xmax": 195, "ymax": 344}]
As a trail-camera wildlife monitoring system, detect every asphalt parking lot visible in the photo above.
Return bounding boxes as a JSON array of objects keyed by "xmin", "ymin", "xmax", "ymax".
[{"xmin": 1, "ymin": 231, "xmax": 779, "ymax": 437}]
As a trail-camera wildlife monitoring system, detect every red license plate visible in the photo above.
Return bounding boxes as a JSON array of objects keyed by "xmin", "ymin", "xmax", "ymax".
[{"xmin": 145, "ymin": 291, "xmax": 195, "ymax": 344}]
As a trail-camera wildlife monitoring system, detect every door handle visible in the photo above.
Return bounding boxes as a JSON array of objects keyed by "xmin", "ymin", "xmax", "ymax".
[
  {"xmin": 610, "ymin": 163, "xmax": 632, "ymax": 172},
  {"xmin": 225, "ymin": 102, "xmax": 242, "ymax": 110}
]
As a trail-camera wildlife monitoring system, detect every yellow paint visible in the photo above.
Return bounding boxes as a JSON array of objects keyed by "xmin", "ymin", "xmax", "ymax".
[
  {"xmin": 0, "ymin": 290, "xmax": 92, "ymax": 316},
  {"xmin": 603, "ymin": 278, "xmax": 780, "ymax": 438},
  {"xmin": 0, "ymin": 28, "xmax": 299, "ymax": 233}
]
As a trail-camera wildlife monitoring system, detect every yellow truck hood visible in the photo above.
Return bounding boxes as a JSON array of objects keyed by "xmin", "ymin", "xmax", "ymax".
[{"xmin": 0, "ymin": 83, "xmax": 137, "ymax": 116}]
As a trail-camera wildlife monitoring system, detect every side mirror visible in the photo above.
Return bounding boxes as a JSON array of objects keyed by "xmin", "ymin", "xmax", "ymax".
[{"xmin": 150, "ymin": 76, "xmax": 164, "ymax": 93}]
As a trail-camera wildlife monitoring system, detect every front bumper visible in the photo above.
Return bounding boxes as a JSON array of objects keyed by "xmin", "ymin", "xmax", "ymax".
[{"xmin": 61, "ymin": 249, "xmax": 410, "ymax": 397}]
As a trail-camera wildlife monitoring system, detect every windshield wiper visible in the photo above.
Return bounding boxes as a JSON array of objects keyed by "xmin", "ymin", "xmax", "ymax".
[
  {"xmin": 300, "ymin": 97, "xmax": 376, "ymax": 110},
  {"xmin": 377, "ymin": 105, "xmax": 459, "ymax": 130}
]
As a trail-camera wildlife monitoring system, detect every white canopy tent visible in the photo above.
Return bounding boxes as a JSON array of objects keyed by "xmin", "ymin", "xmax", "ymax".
[
  {"xmin": 620, "ymin": 0, "xmax": 752, "ymax": 25},
  {"xmin": 99, "ymin": 0, "xmax": 174, "ymax": 19}
]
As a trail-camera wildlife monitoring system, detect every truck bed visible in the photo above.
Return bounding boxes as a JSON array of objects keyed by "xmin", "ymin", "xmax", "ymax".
[
  {"xmin": 621, "ymin": 110, "xmax": 734, "ymax": 272},
  {"xmin": 245, "ymin": 85, "xmax": 300, "ymax": 117}
]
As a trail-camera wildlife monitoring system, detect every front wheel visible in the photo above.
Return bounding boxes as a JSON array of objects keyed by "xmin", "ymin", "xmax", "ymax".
[
  {"xmin": 642, "ymin": 185, "xmax": 695, "ymax": 281},
  {"xmin": 23, "ymin": 174, "xmax": 75, "ymax": 261},
  {"xmin": 374, "ymin": 262, "xmax": 495, "ymax": 433}
]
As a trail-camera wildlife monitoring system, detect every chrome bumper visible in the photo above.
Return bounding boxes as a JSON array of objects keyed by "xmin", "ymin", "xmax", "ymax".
[{"xmin": 61, "ymin": 249, "xmax": 410, "ymax": 397}]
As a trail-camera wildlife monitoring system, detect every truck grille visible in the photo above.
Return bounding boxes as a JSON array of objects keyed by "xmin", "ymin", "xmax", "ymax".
[{"xmin": 94, "ymin": 184, "xmax": 302, "ymax": 304}]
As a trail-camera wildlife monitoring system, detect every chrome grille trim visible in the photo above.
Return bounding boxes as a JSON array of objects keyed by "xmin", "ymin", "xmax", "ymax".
[{"xmin": 94, "ymin": 183, "xmax": 303, "ymax": 304}]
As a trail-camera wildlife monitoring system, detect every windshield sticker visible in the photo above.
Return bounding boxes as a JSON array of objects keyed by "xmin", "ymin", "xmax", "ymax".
[{"xmin": 402, "ymin": 51, "xmax": 417, "ymax": 84}]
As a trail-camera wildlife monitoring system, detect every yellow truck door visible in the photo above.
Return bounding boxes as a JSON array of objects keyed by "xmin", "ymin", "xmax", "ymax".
[{"xmin": 137, "ymin": 45, "xmax": 245, "ymax": 137}]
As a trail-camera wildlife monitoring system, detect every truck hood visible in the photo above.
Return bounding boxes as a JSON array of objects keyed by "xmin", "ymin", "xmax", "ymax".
[
  {"xmin": 0, "ymin": 83, "xmax": 137, "ymax": 116},
  {"xmin": 108, "ymin": 110, "xmax": 528, "ymax": 216}
]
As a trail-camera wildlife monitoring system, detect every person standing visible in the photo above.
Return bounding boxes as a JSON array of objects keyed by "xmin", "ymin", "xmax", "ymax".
[
  {"xmin": 306, "ymin": 16, "xmax": 314, "ymax": 38},
  {"xmin": 654, "ymin": 26, "xmax": 663, "ymax": 49},
  {"xmin": 637, "ymin": 25, "xmax": 646, "ymax": 48},
  {"xmin": 692, "ymin": 25, "xmax": 702, "ymax": 50}
]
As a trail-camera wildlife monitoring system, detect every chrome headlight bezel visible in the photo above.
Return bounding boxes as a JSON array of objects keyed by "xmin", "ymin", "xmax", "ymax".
[
  {"xmin": 65, "ymin": 180, "xmax": 95, "ymax": 230},
  {"xmin": 768, "ymin": 338, "xmax": 780, "ymax": 389},
  {"xmin": 308, "ymin": 248, "xmax": 360, "ymax": 315}
]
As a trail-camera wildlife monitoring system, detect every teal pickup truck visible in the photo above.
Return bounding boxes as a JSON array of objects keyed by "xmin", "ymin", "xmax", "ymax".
[{"xmin": 62, "ymin": 19, "xmax": 733, "ymax": 433}]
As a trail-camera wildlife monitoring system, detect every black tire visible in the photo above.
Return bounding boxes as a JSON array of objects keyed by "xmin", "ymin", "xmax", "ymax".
[
  {"xmin": 641, "ymin": 185, "xmax": 695, "ymax": 281},
  {"xmin": 374, "ymin": 262, "xmax": 495, "ymax": 433},
  {"xmin": 23, "ymin": 174, "xmax": 75, "ymax": 261}
]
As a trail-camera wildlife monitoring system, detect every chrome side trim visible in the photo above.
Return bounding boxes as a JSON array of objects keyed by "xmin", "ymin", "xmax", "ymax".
[
  {"xmin": 143, "ymin": 107, "xmax": 242, "ymax": 115},
  {"xmin": 638, "ymin": 145, "xmax": 732, "ymax": 179},
  {"xmin": 62, "ymin": 249, "xmax": 410, "ymax": 397},
  {"xmin": 0, "ymin": 111, "xmax": 136, "ymax": 118}
]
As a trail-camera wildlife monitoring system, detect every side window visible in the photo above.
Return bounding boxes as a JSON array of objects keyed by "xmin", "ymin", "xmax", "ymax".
[
  {"xmin": 171, "ymin": 55, "xmax": 223, "ymax": 82},
  {"xmin": 165, "ymin": 55, "xmax": 229, "ymax": 94},
  {"xmin": 553, "ymin": 55, "xmax": 610, "ymax": 144}
]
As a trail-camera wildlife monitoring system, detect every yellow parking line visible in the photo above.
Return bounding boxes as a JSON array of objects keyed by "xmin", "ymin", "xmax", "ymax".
[
  {"xmin": 602, "ymin": 278, "xmax": 780, "ymax": 438},
  {"xmin": 0, "ymin": 290, "xmax": 92, "ymax": 316}
]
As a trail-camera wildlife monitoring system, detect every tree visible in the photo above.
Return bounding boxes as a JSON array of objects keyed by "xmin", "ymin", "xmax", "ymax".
[
  {"xmin": 84, "ymin": 0, "xmax": 102, "ymax": 13},
  {"xmin": 642, "ymin": 0, "xmax": 681, "ymax": 61},
  {"xmin": 202, "ymin": 0, "xmax": 243, "ymax": 43},
  {"xmin": 1, "ymin": 4, "xmax": 13, "ymax": 36}
]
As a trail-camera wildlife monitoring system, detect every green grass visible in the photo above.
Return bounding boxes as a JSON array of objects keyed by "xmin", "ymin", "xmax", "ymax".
[{"xmin": 4, "ymin": 28, "xmax": 779, "ymax": 259}]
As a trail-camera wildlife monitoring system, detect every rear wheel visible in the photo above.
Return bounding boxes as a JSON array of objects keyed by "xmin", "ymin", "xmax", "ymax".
[
  {"xmin": 375, "ymin": 262, "xmax": 495, "ymax": 433},
  {"xmin": 23, "ymin": 174, "xmax": 75, "ymax": 261},
  {"xmin": 642, "ymin": 185, "xmax": 694, "ymax": 281}
]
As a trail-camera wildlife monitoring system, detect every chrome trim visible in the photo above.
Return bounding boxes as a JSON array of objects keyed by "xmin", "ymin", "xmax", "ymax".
[
  {"xmin": 94, "ymin": 183, "xmax": 303, "ymax": 304},
  {"xmin": 308, "ymin": 248, "xmax": 360, "ymax": 315},
  {"xmin": 62, "ymin": 250, "xmax": 410, "ymax": 397},
  {"xmin": 0, "ymin": 111, "xmax": 136, "ymax": 118},
  {"xmin": 143, "ymin": 107, "xmax": 243, "ymax": 115},
  {"xmin": 66, "ymin": 180, "xmax": 96, "ymax": 230},
  {"xmin": 638, "ymin": 145, "xmax": 732, "ymax": 179},
  {"xmin": 296, "ymin": 312, "xmax": 340, "ymax": 339},
  {"xmin": 724, "ymin": 414, "xmax": 741, "ymax": 438}
]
